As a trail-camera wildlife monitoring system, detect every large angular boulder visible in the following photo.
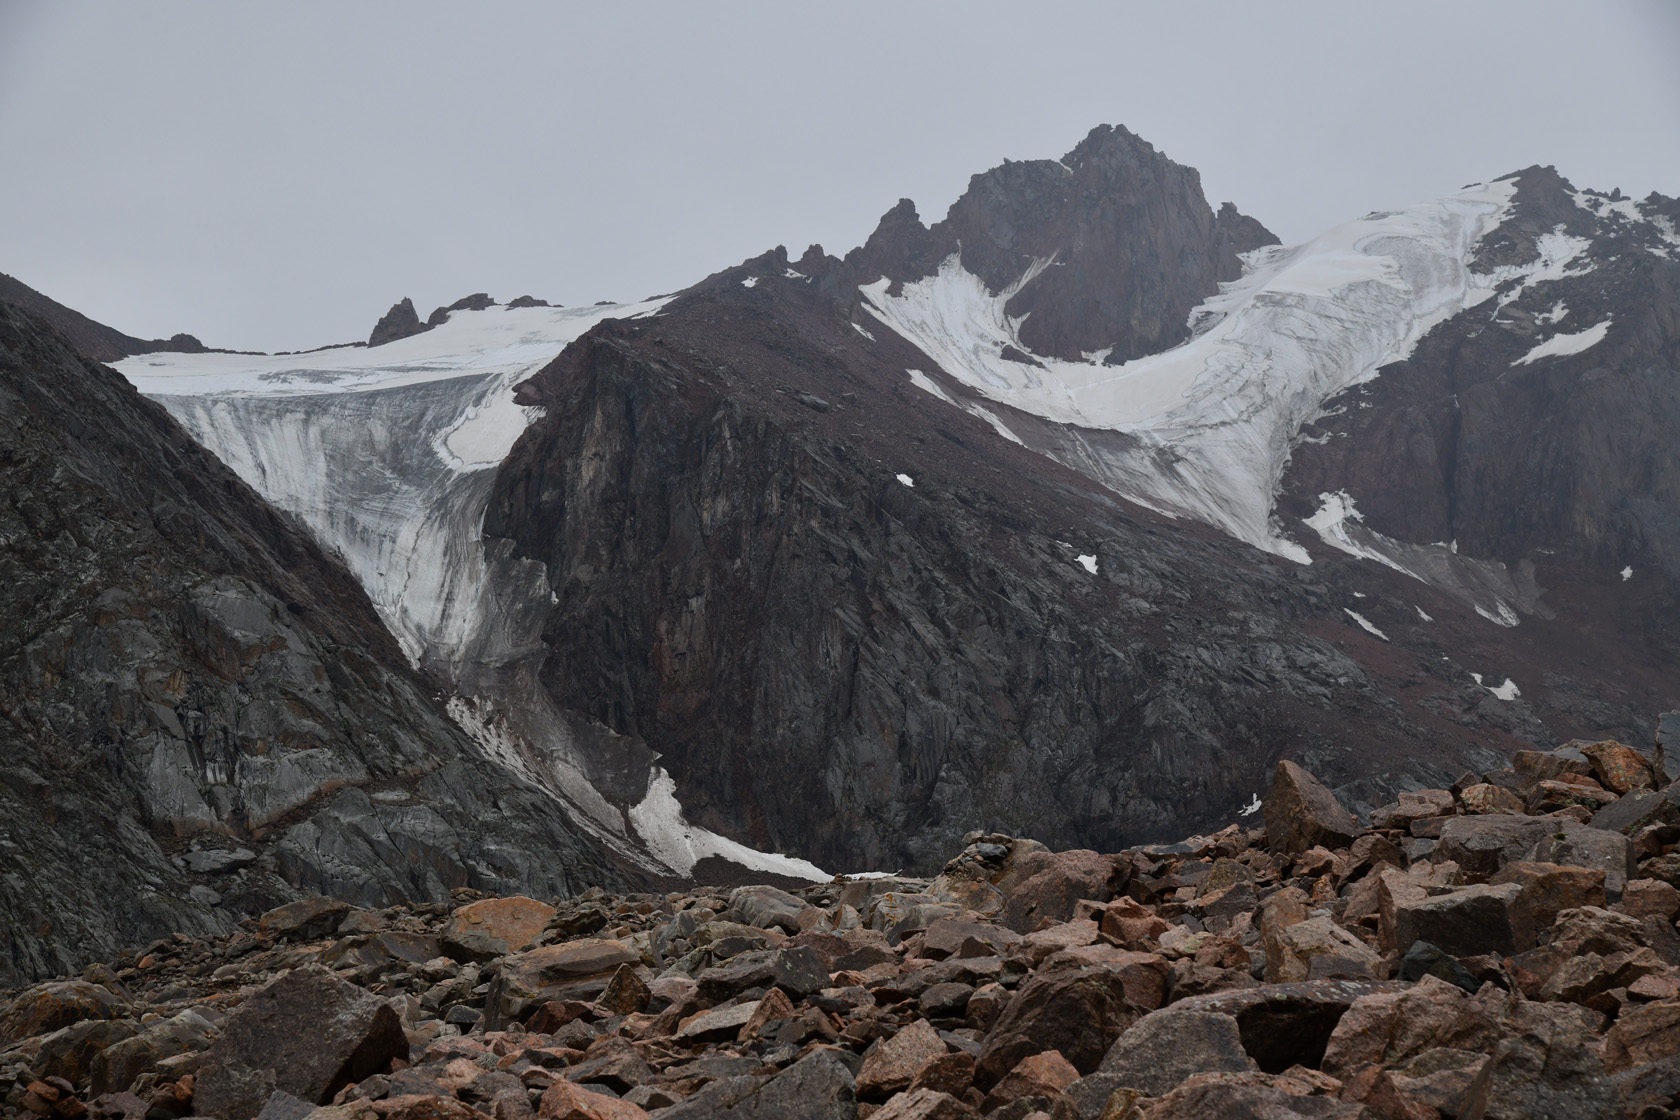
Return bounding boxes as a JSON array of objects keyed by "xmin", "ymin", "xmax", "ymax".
[
  {"xmin": 440, "ymin": 896, "xmax": 556, "ymax": 961},
  {"xmin": 998, "ymin": 850, "xmax": 1127, "ymax": 933},
  {"xmin": 1528, "ymin": 821, "xmax": 1636, "ymax": 899},
  {"xmin": 1169, "ymin": 979, "xmax": 1406, "ymax": 1074},
  {"xmin": 31, "ymin": 1018, "xmax": 137, "ymax": 1084},
  {"xmin": 257, "ymin": 897, "xmax": 351, "ymax": 942},
  {"xmin": 1263, "ymin": 761, "xmax": 1358, "ymax": 855},
  {"xmin": 1457, "ymin": 1015, "xmax": 1621, "ymax": 1119},
  {"xmin": 695, "ymin": 946, "xmax": 830, "ymax": 1001},
  {"xmin": 857, "ymin": 1018, "xmax": 947, "ymax": 1099},
  {"xmin": 980, "ymin": 1050, "xmax": 1078, "ymax": 1113},
  {"xmin": 975, "ymin": 963, "xmax": 1140, "ymax": 1085},
  {"xmin": 1432, "ymin": 816, "xmax": 1556, "ymax": 876},
  {"xmin": 1265, "ymin": 915, "xmax": 1382, "ymax": 983},
  {"xmin": 1487, "ymin": 861, "xmax": 1607, "ymax": 950},
  {"xmin": 89, "ymin": 1008, "xmax": 219, "ymax": 1096},
  {"xmin": 0, "ymin": 981, "xmax": 128, "ymax": 1046},
  {"xmin": 1143, "ymin": 1071, "xmax": 1365, "ymax": 1118},
  {"xmin": 1094, "ymin": 1007, "xmax": 1257, "ymax": 1095},
  {"xmin": 192, "ymin": 966, "xmax": 407, "ymax": 1119},
  {"xmin": 728, "ymin": 885, "xmax": 809, "ymax": 933},
  {"xmin": 1591, "ymin": 783, "xmax": 1680, "ymax": 835},
  {"xmin": 1387, "ymin": 882, "xmax": 1523, "ymax": 957},
  {"xmin": 653, "ymin": 1048, "xmax": 855, "ymax": 1119},
  {"xmin": 868, "ymin": 1088, "xmax": 976, "ymax": 1120},
  {"xmin": 1580, "ymin": 739, "xmax": 1655, "ymax": 794},
  {"xmin": 1606, "ymin": 1000, "xmax": 1680, "ymax": 1073},
  {"xmin": 484, "ymin": 939, "xmax": 640, "ymax": 1029}
]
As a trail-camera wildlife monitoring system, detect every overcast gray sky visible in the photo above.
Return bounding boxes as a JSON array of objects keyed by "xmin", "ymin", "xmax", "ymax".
[{"xmin": 2, "ymin": 1, "xmax": 1677, "ymax": 352}]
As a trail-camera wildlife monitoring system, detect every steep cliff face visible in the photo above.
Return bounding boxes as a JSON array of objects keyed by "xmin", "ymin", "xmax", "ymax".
[
  {"xmin": 483, "ymin": 266, "xmax": 1544, "ymax": 876},
  {"xmin": 0, "ymin": 302, "xmax": 632, "ymax": 985},
  {"xmin": 1283, "ymin": 167, "xmax": 1680, "ymax": 582},
  {"xmin": 844, "ymin": 124, "xmax": 1278, "ymax": 364}
]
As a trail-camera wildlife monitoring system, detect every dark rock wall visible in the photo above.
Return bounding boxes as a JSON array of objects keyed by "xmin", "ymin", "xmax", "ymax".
[
  {"xmin": 484, "ymin": 285, "xmax": 1493, "ymax": 878},
  {"xmin": 0, "ymin": 303, "xmax": 632, "ymax": 985},
  {"xmin": 1282, "ymin": 168, "xmax": 1680, "ymax": 581}
]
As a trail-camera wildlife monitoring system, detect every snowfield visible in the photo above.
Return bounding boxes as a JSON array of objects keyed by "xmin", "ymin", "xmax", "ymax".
[{"xmin": 863, "ymin": 180, "xmax": 1526, "ymax": 562}]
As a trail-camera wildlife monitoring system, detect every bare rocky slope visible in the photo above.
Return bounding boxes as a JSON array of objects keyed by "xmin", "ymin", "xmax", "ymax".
[
  {"xmin": 0, "ymin": 301, "xmax": 635, "ymax": 987},
  {"xmin": 7, "ymin": 745, "xmax": 1680, "ymax": 1118}
]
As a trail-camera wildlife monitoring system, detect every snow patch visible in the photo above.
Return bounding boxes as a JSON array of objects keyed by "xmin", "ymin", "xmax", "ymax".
[
  {"xmin": 1415, "ymin": 606, "xmax": 1433, "ymax": 622},
  {"xmin": 1487, "ymin": 678, "xmax": 1521, "ymax": 701},
  {"xmin": 906, "ymin": 370, "xmax": 1024, "ymax": 445},
  {"xmin": 1238, "ymin": 794, "xmax": 1262, "ymax": 817},
  {"xmin": 741, "ymin": 276, "xmax": 758, "ymax": 288},
  {"xmin": 896, "ymin": 473, "xmax": 914, "ymax": 488},
  {"xmin": 1622, "ymin": 566, "xmax": 1634, "ymax": 581},
  {"xmin": 851, "ymin": 323, "xmax": 876, "ymax": 341},
  {"xmin": 628, "ymin": 770, "xmax": 828, "ymax": 881},
  {"xmin": 784, "ymin": 269, "xmax": 807, "ymax": 280},
  {"xmin": 1514, "ymin": 318, "xmax": 1612, "ymax": 366},
  {"xmin": 1475, "ymin": 601, "xmax": 1520, "ymax": 627},
  {"xmin": 1076, "ymin": 554, "xmax": 1098, "ymax": 574},
  {"xmin": 1343, "ymin": 609, "xmax": 1388, "ymax": 641}
]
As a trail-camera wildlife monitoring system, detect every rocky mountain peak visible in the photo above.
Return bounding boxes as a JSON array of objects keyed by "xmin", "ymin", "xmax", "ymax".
[
  {"xmin": 844, "ymin": 122, "xmax": 1277, "ymax": 365},
  {"xmin": 366, "ymin": 297, "xmax": 424, "ymax": 346}
]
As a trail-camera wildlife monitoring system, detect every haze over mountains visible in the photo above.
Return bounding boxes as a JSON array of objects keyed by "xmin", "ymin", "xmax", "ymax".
[{"xmin": 3, "ymin": 123, "xmax": 1677, "ymax": 983}]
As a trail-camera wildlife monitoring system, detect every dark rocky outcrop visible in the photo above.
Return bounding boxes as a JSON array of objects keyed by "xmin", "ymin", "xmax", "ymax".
[
  {"xmin": 367, "ymin": 297, "xmax": 427, "ymax": 346},
  {"xmin": 0, "ymin": 300, "xmax": 634, "ymax": 985},
  {"xmin": 426, "ymin": 293, "xmax": 496, "ymax": 327}
]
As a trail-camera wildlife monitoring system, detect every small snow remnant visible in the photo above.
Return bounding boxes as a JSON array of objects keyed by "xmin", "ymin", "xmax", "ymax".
[
  {"xmin": 1515, "ymin": 318, "xmax": 1612, "ymax": 365},
  {"xmin": 1352, "ymin": 591, "xmax": 1367, "ymax": 599},
  {"xmin": 1238, "ymin": 794, "xmax": 1262, "ymax": 817},
  {"xmin": 852, "ymin": 323, "xmax": 876, "ymax": 341},
  {"xmin": 1343, "ymin": 609, "xmax": 1389, "ymax": 641},
  {"xmin": 1470, "ymin": 672, "xmax": 1484, "ymax": 684},
  {"xmin": 1488, "ymin": 678, "xmax": 1521, "ymax": 701},
  {"xmin": 1475, "ymin": 601, "xmax": 1520, "ymax": 627},
  {"xmin": 1415, "ymin": 605, "xmax": 1433, "ymax": 622},
  {"xmin": 896, "ymin": 473, "xmax": 914, "ymax": 488},
  {"xmin": 784, "ymin": 268, "xmax": 807, "ymax": 280},
  {"xmin": 741, "ymin": 276, "xmax": 759, "ymax": 288},
  {"xmin": 1076, "ymin": 554, "xmax": 1098, "ymax": 574},
  {"xmin": 1622, "ymin": 566, "xmax": 1634, "ymax": 581}
]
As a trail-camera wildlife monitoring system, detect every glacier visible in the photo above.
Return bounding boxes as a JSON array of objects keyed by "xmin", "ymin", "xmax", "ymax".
[
  {"xmin": 116, "ymin": 302, "xmax": 828, "ymax": 881},
  {"xmin": 862, "ymin": 180, "xmax": 1526, "ymax": 563}
]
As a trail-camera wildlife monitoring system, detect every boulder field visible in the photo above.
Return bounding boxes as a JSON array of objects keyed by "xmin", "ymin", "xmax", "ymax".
[{"xmin": 9, "ymin": 740, "xmax": 1680, "ymax": 1118}]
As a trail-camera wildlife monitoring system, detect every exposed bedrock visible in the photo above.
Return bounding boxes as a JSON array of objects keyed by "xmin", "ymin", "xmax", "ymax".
[
  {"xmin": 0, "ymin": 301, "xmax": 633, "ymax": 985},
  {"xmin": 482, "ymin": 290, "xmax": 1532, "ymax": 877}
]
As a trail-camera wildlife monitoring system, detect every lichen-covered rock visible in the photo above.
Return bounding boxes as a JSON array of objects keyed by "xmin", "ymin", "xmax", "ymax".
[{"xmin": 440, "ymin": 896, "xmax": 556, "ymax": 961}]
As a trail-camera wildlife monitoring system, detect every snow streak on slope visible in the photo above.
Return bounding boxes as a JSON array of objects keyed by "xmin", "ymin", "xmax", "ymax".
[
  {"xmin": 117, "ymin": 302, "xmax": 828, "ymax": 881},
  {"xmin": 862, "ymin": 181, "xmax": 1522, "ymax": 562}
]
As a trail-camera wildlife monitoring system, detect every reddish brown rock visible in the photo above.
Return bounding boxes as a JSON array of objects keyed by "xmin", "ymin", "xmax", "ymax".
[
  {"xmin": 869, "ymin": 1088, "xmax": 978, "ymax": 1120},
  {"xmin": 1000, "ymin": 850, "xmax": 1128, "ymax": 934},
  {"xmin": 485, "ymin": 939, "xmax": 640, "ymax": 1029},
  {"xmin": 858, "ymin": 1017, "xmax": 948, "ymax": 1099},
  {"xmin": 0, "ymin": 982, "xmax": 128, "ymax": 1047},
  {"xmin": 536, "ymin": 1080, "xmax": 649, "ymax": 1120},
  {"xmin": 908, "ymin": 1052, "xmax": 975, "ymax": 1098},
  {"xmin": 1622, "ymin": 878, "xmax": 1680, "ymax": 923},
  {"xmin": 1460, "ymin": 783, "xmax": 1524, "ymax": 815},
  {"xmin": 1581, "ymin": 740, "xmax": 1656, "ymax": 795},
  {"xmin": 192, "ymin": 966, "xmax": 407, "ymax": 1120},
  {"xmin": 1488, "ymin": 861, "xmax": 1608, "ymax": 950},
  {"xmin": 373, "ymin": 1096, "xmax": 486, "ymax": 1120},
  {"xmin": 1263, "ymin": 761, "xmax": 1359, "ymax": 855},
  {"xmin": 976, "ymin": 964, "xmax": 1141, "ymax": 1085},
  {"xmin": 980, "ymin": 1050, "xmax": 1078, "ymax": 1113},
  {"xmin": 440, "ymin": 896, "xmax": 556, "ymax": 961},
  {"xmin": 257, "ymin": 897, "xmax": 351, "ymax": 942},
  {"xmin": 1606, "ymin": 1000, "xmax": 1680, "ymax": 1073},
  {"xmin": 1100, "ymin": 898, "xmax": 1169, "ymax": 946}
]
